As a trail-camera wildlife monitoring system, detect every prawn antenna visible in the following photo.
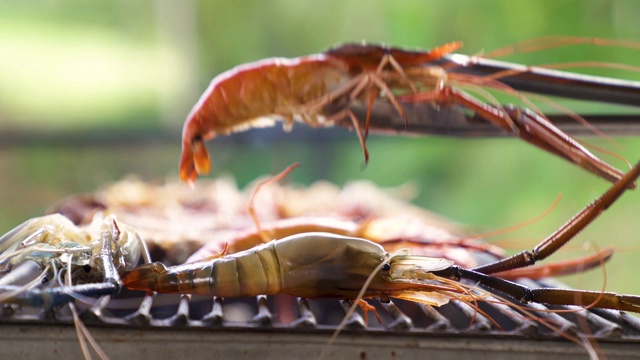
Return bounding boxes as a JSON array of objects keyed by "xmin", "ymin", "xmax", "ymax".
[{"xmin": 248, "ymin": 163, "xmax": 300, "ymax": 243}]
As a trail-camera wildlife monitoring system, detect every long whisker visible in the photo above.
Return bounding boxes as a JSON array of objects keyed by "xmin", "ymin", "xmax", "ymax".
[
  {"xmin": 70, "ymin": 302, "xmax": 92, "ymax": 360},
  {"xmin": 483, "ymin": 36, "xmax": 640, "ymax": 58},
  {"xmin": 456, "ymin": 282, "xmax": 588, "ymax": 346},
  {"xmin": 248, "ymin": 163, "xmax": 300, "ymax": 243},
  {"xmin": 70, "ymin": 303, "xmax": 110, "ymax": 360},
  {"xmin": 65, "ymin": 255, "xmax": 110, "ymax": 360},
  {"xmin": 428, "ymin": 276, "xmax": 504, "ymax": 329},
  {"xmin": 319, "ymin": 249, "xmax": 400, "ymax": 360}
]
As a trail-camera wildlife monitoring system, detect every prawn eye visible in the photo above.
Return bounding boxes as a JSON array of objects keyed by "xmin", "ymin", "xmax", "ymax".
[
  {"xmin": 381, "ymin": 263, "xmax": 391, "ymax": 272},
  {"xmin": 153, "ymin": 262, "xmax": 165, "ymax": 274}
]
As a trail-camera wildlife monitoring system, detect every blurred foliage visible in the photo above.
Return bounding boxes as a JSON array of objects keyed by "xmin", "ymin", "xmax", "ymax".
[{"xmin": 1, "ymin": 0, "xmax": 640, "ymax": 296}]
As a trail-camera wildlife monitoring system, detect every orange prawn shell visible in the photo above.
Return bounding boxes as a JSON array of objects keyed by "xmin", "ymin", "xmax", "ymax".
[
  {"xmin": 179, "ymin": 42, "xmax": 464, "ymax": 184},
  {"xmin": 325, "ymin": 41, "xmax": 463, "ymax": 69},
  {"xmin": 179, "ymin": 55, "xmax": 350, "ymax": 184}
]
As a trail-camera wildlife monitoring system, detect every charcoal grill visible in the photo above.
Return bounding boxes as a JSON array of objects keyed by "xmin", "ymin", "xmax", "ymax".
[
  {"xmin": 2, "ymin": 167, "xmax": 640, "ymax": 360},
  {"xmin": 2, "ymin": 274, "xmax": 640, "ymax": 359}
]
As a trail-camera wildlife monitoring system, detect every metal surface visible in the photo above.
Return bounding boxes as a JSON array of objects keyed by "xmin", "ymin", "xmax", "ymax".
[
  {"xmin": 342, "ymin": 53, "xmax": 640, "ymax": 137},
  {"xmin": 2, "ymin": 277, "xmax": 640, "ymax": 359},
  {"xmin": 1, "ymin": 214, "xmax": 639, "ymax": 359},
  {"xmin": 440, "ymin": 54, "xmax": 640, "ymax": 107},
  {"xmin": 2, "ymin": 322, "xmax": 640, "ymax": 360},
  {"xmin": 349, "ymin": 101, "xmax": 640, "ymax": 137},
  {"xmin": 4, "ymin": 52, "xmax": 640, "ymax": 359}
]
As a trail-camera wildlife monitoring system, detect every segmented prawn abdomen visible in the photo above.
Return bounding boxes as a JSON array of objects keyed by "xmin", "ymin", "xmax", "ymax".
[
  {"xmin": 184, "ymin": 55, "xmax": 348, "ymax": 137},
  {"xmin": 136, "ymin": 241, "xmax": 282, "ymax": 297},
  {"xmin": 179, "ymin": 54, "xmax": 351, "ymax": 183},
  {"xmin": 274, "ymin": 233, "xmax": 387, "ymax": 299},
  {"xmin": 211, "ymin": 242, "xmax": 283, "ymax": 297}
]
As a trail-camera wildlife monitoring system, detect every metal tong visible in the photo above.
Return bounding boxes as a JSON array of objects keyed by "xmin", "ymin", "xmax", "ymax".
[{"xmin": 347, "ymin": 53, "xmax": 640, "ymax": 137}]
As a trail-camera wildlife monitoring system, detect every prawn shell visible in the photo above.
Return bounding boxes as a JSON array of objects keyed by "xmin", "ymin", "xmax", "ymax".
[
  {"xmin": 325, "ymin": 42, "xmax": 463, "ymax": 69},
  {"xmin": 179, "ymin": 55, "xmax": 349, "ymax": 183}
]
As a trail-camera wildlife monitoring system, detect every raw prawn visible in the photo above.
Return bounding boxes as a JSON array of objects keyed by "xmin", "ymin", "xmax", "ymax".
[
  {"xmin": 48, "ymin": 173, "xmax": 502, "ymax": 268},
  {"xmin": 0, "ymin": 213, "xmax": 143, "ymax": 279},
  {"xmin": 187, "ymin": 162, "xmax": 504, "ymax": 269},
  {"xmin": 0, "ymin": 213, "xmax": 151, "ymax": 360},
  {"xmin": 124, "ymin": 156, "xmax": 640, "ymax": 313},
  {"xmin": 0, "ymin": 213, "xmax": 148, "ymax": 308},
  {"xmin": 179, "ymin": 41, "xmax": 626, "ymax": 186}
]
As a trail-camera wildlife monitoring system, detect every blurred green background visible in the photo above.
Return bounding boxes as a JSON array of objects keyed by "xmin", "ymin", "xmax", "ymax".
[{"xmin": 1, "ymin": 0, "xmax": 640, "ymax": 298}]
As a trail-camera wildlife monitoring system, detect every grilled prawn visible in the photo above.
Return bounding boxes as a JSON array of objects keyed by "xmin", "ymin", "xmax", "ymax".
[
  {"xmin": 179, "ymin": 41, "xmax": 626, "ymax": 186},
  {"xmin": 125, "ymin": 155, "xmax": 640, "ymax": 313}
]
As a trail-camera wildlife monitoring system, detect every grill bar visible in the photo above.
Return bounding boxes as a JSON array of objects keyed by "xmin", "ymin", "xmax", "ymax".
[
  {"xmin": 2, "ymin": 276, "xmax": 640, "ymax": 359},
  {"xmin": 1, "ymin": 321, "xmax": 640, "ymax": 360}
]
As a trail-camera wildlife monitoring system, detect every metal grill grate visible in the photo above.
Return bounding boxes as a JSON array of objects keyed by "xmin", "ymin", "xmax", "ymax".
[
  {"xmin": 2, "ymin": 277, "xmax": 640, "ymax": 359},
  {"xmin": 2, "ymin": 178, "xmax": 640, "ymax": 359}
]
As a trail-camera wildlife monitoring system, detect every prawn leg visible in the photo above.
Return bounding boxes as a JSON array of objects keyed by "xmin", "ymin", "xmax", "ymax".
[
  {"xmin": 0, "ymin": 282, "xmax": 120, "ymax": 309},
  {"xmin": 0, "ymin": 220, "xmax": 122, "ymax": 310},
  {"xmin": 473, "ymin": 157, "xmax": 640, "ymax": 275},
  {"xmin": 294, "ymin": 72, "xmax": 404, "ymax": 164},
  {"xmin": 496, "ymin": 247, "xmax": 614, "ymax": 280},
  {"xmin": 304, "ymin": 43, "xmax": 464, "ymax": 160},
  {"xmin": 125, "ymin": 156, "xmax": 640, "ymax": 316},
  {"xmin": 428, "ymin": 156, "xmax": 640, "ymax": 312},
  {"xmin": 402, "ymin": 87, "xmax": 628, "ymax": 186},
  {"xmin": 434, "ymin": 265, "xmax": 640, "ymax": 313},
  {"xmin": 336, "ymin": 46, "xmax": 459, "ymax": 141},
  {"xmin": 355, "ymin": 299, "xmax": 382, "ymax": 324}
]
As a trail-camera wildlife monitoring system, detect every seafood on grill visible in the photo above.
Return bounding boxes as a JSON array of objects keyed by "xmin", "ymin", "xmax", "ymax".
[
  {"xmin": 124, "ymin": 232, "xmax": 467, "ymax": 304},
  {"xmin": 0, "ymin": 213, "xmax": 152, "ymax": 360},
  {"xmin": 50, "ymin": 176, "xmax": 497, "ymax": 268},
  {"xmin": 123, "ymin": 158, "xmax": 640, "ymax": 315},
  {"xmin": 0, "ymin": 213, "xmax": 148, "ymax": 308},
  {"xmin": 179, "ymin": 39, "xmax": 629, "ymax": 185}
]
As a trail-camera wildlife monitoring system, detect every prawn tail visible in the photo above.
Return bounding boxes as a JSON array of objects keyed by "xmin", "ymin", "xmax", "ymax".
[
  {"xmin": 122, "ymin": 262, "xmax": 167, "ymax": 293},
  {"xmin": 179, "ymin": 136, "xmax": 211, "ymax": 185}
]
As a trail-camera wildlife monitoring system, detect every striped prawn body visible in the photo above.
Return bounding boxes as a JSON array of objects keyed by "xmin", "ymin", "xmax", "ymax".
[{"xmin": 123, "ymin": 233, "xmax": 409, "ymax": 299}]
